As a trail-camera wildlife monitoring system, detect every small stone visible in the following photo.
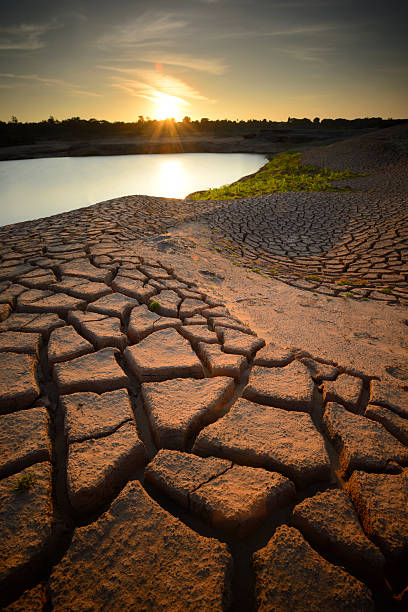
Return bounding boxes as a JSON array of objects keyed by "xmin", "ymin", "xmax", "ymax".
[
  {"xmin": 179, "ymin": 297, "xmax": 207, "ymax": 318},
  {"xmin": 145, "ymin": 450, "xmax": 232, "ymax": 507},
  {"xmin": 254, "ymin": 343, "xmax": 294, "ymax": 367},
  {"xmin": 127, "ymin": 304, "xmax": 181, "ymax": 343},
  {"xmin": 0, "ymin": 407, "xmax": 50, "ymax": 478},
  {"xmin": 346, "ymin": 470, "xmax": 408, "ymax": 559},
  {"xmin": 253, "ymin": 525, "xmax": 374, "ymax": 612},
  {"xmin": 68, "ymin": 311, "xmax": 127, "ymax": 350},
  {"xmin": 243, "ymin": 362, "xmax": 314, "ymax": 412},
  {"xmin": 365, "ymin": 403, "xmax": 408, "ymax": 445},
  {"xmin": 53, "ymin": 348, "xmax": 127, "ymax": 394},
  {"xmin": 124, "ymin": 328, "xmax": 203, "ymax": 382},
  {"xmin": 323, "ymin": 374, "xmax": 363, "ymax": 412},
  {"xmin": 60, "ymin": 258, "xmax": 112, "ymax": 283},
  {"xmin": 0, "ymin": 331, "xmax": 41, "ymax": 356},
  {"xmin": 112, "ymin": 275, "xmax": 157, "ymax": 302},
  {"xmin": 48, "ymin": 481, "xmax": 232, "ymax": 611},
  {"xmin": 369, "ymin": 380, "xmax": 408, "ymax": 418},
  {"xmin": 88, "ymin": 293, "xmax": 138, "ymax": 321},
  {"xmin": 197, "ymin": 342, "xmax": 248, "ymax": 380},
  {"xmin": 194, "ymin": 399, "xmax": 330, "ymax": 487},
  {"xmin": 61, "ymin": 389, "xmax": 134, "ymax": 443},
  {"xmin": 323, "ymin": 402, "xmax": 408, "ymax": 476},
  {"xmin": 48, "ymin": 326, "xmax": 93, "ymax": 364},
  {"xmin": 292, "ymin": 489, "xmax": 385, "ymax": 581},
  {"xmin": 217, "ymin": 327, "xmax": 265, "ymax": 358},
  {"xmin": 67, "ymin": 421, "xmax": 146, "ymax": 513},
  {"xmin": 179, "ymin": 325, "xmax": 218, "ymax": 346},
  {"xmin": 0, "ymin": 353, "xmax": 39, "ymax": 413},
  {"xmin": 0, "ymin": 463, "xmax": 53, "ymax": 592},
  {"xmin": 142, "ymin": 377, "xmax": 235, "ymax": 449}
]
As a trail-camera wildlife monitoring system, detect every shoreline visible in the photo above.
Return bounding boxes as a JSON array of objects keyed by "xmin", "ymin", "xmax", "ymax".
[{"xmin": 0, "ymin": 128, "xmax": 376, "ymax": 162}]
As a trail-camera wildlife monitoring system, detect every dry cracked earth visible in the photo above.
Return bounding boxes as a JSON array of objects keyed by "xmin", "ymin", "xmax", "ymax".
[
  {"xmin": 1, "ymin": 124, "xmax": 408, "ymax": 611},
  {"xmin": 201, "ymin": 124, "xmax": 408, "ymax": 305}
]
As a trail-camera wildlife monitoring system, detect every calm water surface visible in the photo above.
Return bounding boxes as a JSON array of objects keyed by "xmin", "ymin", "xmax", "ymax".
[{"xmin": 0, "ymin": 153, "xmax": 266, "ymax": 226}]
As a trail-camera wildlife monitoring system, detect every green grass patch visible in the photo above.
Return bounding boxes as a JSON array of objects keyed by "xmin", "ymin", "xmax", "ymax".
[
  {"xmin": 190, "ymin": 152, "xmax": 363, "ymax": 200},
  {"xmin": 380, "ymin": 287, "xmax": 393, "ymax": 294},
  {"xmin": 335, "ymin": 278, "xmax": 351, "ymax": 286},
  {"xmin": 148, "ymin": 300, "xmax": 161, "ymax": 313},
  {"xmin": 13, "ymin": 472, "xmax": 35, "ymax": 494}
]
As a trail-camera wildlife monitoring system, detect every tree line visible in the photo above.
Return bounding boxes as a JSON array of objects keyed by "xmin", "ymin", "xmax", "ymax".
[{"xmin": 1, "ymin": 115, "xmax": 405, "ymax": 147}]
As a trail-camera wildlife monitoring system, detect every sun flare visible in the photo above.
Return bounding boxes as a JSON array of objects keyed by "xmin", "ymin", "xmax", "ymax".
[{"xmin": 154, "ymin": 93, "xmax": 184, "ymax": 121}]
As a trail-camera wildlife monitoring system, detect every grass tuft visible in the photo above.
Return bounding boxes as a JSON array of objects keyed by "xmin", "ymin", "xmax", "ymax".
[
  {"xmin": 190, "ymin": 152, "xmax": 363, "ymax": 200},
  {"xmin": 13, "ymin": 472, "xmax": 35, "ymax": 494},
  {"xmin": 148, "ymin": 300, "xmax": 161, "ymax": 313},
  {"xmin": 307, "ymin": 274, "xmax": 321, "ymax": 281}
]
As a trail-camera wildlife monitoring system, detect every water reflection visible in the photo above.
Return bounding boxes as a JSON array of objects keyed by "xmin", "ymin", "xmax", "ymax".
[
  {"xmin": 160, "ymin": 160, "xmax": 183, "ymax": 197},
  {"xmin": 0, "ymin": 153, "xmax": 266, "ymax": 226}
]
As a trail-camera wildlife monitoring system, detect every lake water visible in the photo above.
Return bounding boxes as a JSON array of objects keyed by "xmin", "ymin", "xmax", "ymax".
[{"xmin": 0, "ymin": 153, "xmax": 266, "ymax": 226}]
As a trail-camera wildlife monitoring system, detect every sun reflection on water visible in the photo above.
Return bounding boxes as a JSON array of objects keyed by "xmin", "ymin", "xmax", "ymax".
[{"xmin": 158, "ymin": 160, "xmax": 183, "ymax": 197}]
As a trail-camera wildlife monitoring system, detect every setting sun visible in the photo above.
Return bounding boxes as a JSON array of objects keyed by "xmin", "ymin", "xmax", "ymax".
[{"xmin": 153, "ymin": 93, "xmax": 184, "ymax": 121}]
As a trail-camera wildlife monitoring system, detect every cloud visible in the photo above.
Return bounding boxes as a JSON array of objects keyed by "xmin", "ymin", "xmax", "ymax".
[
  {"xmin": 213, "ymin": 22, "xmax": 337, "ymax": 40},
  {"xmin": 98, "ymin": 13, "xmax": 188, "ymax": 49},
  {"xmin": 138, "ymin": 53, "xmax": 227, "ymax": 75},
  {"xmin": 101, "ymin": 66, "xmax": 214, "ymax": 105},
  {"xmin": 0, "ymin": 73, "xmax": 100, "ymax": 97},
  {"xmin": 0, "ymin": 22, "xmax": 57, "ymax": 51}
]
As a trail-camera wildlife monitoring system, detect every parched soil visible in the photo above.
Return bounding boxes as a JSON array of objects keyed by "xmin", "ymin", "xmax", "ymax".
[
  {"xmin": 0, "ymin": 125, "xmax": 407, "ymax": 611},
  {"xmin": 196, "ymin": 123, "xmax": 408, "ymax": 303}
]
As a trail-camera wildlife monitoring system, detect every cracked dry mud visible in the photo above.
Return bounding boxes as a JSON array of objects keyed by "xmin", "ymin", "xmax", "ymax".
[
  {"xmin": 1, "ymin": 125, "xmax": 408, "ymax": 611},
  {"xmin": 200, "ymin": 124, "xmax": 408, "ymax": 306}
]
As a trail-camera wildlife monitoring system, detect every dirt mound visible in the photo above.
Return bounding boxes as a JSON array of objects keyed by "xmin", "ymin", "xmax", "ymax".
[{"xmin": 302, "ymin": 122, "xmax": 408, "ymax": 173}]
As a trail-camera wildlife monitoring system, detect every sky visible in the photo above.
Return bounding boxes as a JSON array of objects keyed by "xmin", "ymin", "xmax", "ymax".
[{"xmin": 0, "ymin": 0, "xmax": 407, "ymax": 123}]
